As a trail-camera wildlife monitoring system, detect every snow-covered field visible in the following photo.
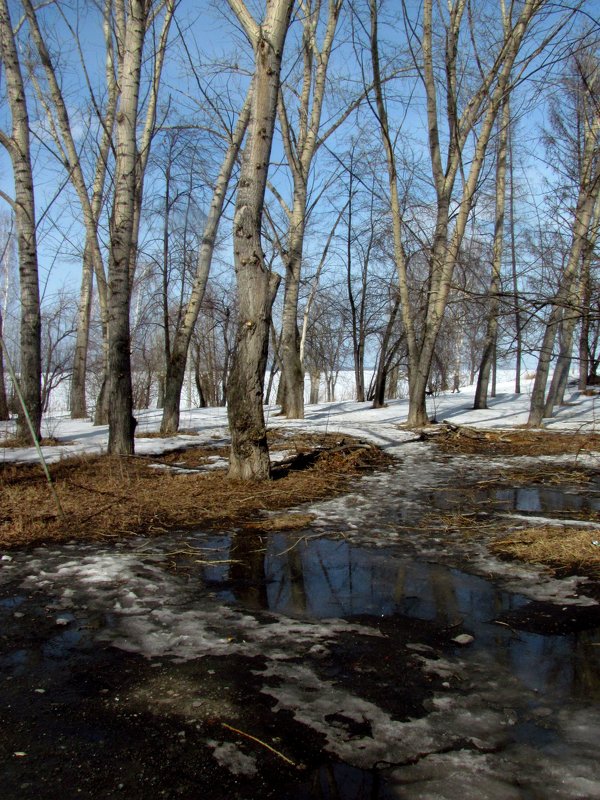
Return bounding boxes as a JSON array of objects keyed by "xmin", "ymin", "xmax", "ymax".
[{"xmin": 1, "ymin": 373, "xmax": 598, "ymax": 465}]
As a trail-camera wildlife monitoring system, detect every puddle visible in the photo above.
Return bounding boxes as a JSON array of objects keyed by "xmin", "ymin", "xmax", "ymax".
[
  {"xmin": 198, "ymin": 533, "xmax": 600, "ymax": 702},
  {"xmin": 420, "ymin": 481, "xmax": 600, "ymax": 517},
  {"xmin": 1, "ymin": 443, "xmax": 600, "ymax": 798}
]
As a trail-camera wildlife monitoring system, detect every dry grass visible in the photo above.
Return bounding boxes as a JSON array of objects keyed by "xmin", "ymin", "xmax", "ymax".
[
  {"xmin": 430, "ymin": 424, "xmax": 600, "ymax": 457},
  {"xmin": 0, "ymin": 436, "xmax": 65, "ymax": 448},
  {"xmin": 0, "ymin": 433, "xmax": 392, "ymax": 549},
  {"xmin": 134, "ymin": 429, "xmax": 199, "ymax": 439},
  {"xmin": 492, "ymin": 526, "xmax": 600, "ymax": 577},
  {"xmin": 418, "ymin": 422, "xmax": 600, "ymax": 575},
  {"xmin": 244, "ymin": 513, "xmax": 316, "ymax": 532}
]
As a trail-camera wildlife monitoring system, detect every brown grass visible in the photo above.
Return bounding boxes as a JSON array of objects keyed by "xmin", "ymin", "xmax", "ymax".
[
  {"xmin": 492, "ymin": 526, "xmax": 600, "ymax": 577},
  {"xmin": 134, "ymin": 429, "xmax": 199, "ymax": 439},
  {"xmin": 0, "ymin": 433, "xmax": 392, "ymax": 549},
  {"xmin": 430, "ymin": 424, "xmax": 600, "ymax": 457},
  {"xmin": 0, "ymin": 436, "xmax": 65, "ymax": 448}
]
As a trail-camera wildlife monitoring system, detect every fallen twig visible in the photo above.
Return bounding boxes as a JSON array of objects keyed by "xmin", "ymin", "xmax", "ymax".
[{"xmin": 221, "ymin": 722, "xmax": 301, "ymax": 768}]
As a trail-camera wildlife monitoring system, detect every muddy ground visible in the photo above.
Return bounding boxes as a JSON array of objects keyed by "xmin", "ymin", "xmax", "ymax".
[{"xmin": 1, "ymin": 436, "xmax": 600, "ymax": 799}]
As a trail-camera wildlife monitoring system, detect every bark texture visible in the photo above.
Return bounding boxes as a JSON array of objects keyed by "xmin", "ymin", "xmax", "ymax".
[
  {"xmin": 0, "ymin": 0, "xmax": 41, "ymax": 442},
  {"xmin": 227, "ymin": 0, "xmax": 293, "ymax": 480},
  {"xmin": 107, "ymin": 0, "xmax": 147, "ymax": 455}
]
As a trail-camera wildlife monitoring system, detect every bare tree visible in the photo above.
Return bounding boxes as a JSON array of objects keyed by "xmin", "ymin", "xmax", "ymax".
[
  {"xmin": 106, "ymin": 0, "xmax": 175, "ymax": 453},
  {"xmin": 24, "ymin": 0, "xmax": 174, "ymax": 445},
  {"xmin": 22, "ymin": 0, "xmax": 114, "ymax": 421},
  {"xmin": 474, "ymin": 95, "xmax": 511, "ymax": 409},
  {"xmin": 226, "ymin": 0, "xmax": 294, "ymax": 480},
  {"xmin": 160, "ymin": 91, "xmax": 252, "ymax": 434},
  {"xmin": 528, "ymin": 50, "xmax": 600, "ymax": 424},
  {"xmin": 273, "ymin": 0, "xmax": 346, "ymax": 419},
  {"xmin": 0, "ymin": 0, "xmax": 42, "ymax": 441},
  {"xmin": 40, "ymin": 291, "xmax": 77, "ymax": 414},
  {"xmin": 370, "ymin": 0, "xmax": 569, "ymax": 426}
]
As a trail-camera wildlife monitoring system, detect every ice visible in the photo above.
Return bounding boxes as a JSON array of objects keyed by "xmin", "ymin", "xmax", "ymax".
[{"xmin": 207, "ymin": 741, "xmax": 258, "ymax": 776}]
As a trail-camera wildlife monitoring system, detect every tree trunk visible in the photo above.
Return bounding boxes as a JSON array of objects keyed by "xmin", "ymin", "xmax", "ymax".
[
  {"xmin": 157, "ymin": 374, "xmax": 165, "ymax": 408},
  {"xmin": 226, "ymin": 0, "xmax": 293, "ymax": 480},
  {"xmin": 0, "ymin": 308, "xmax": 9, "ymax": 420},
  {"xmin": 372, "ymin": 293, "xmax": 401, "ymax": 410},
  {"xmin": 22, "ymin": 0, "xmax": 113, "ymax": 423},
  {"xmin": 93, "ymin": 334, "xmax": 110, "ymax": 425},
  {"xmin": 275, "ymin": 0, "xmax": 343, "ymax": 420},
  {"xmin": 228, "ymin": 272, "xmax": 280, "ymax": 479},
  {"xmin": 579, "ymin": 266, "xmax": 591, "ymax": 391},
  {"xmin": 280, "ymin": 220, "xmax": 305, "ymax": 418},
  {"xmin": 508, "ymin": 129, "xmax": 522, "ymax": 394},
  {"xmin": 107, "ymin": 0, "xmax": 147, "ymax": 455},
  {"xmin": 578, "ymin": 195, "xmax": 600, "ymax": 390},
  {"xmin": 70, "ymin": 242, "xmax": 94, "ymax": 418},
  {"xmin": 474, "ymin": 97, "xmax": 510, "ymax": 409},
  {"xmin": 309, "ymin": 368, "xmax": 320, "ymax": 404},
  {"xmin": 0, "ymin": 0, "xmax": 41, "ymax": 442}
]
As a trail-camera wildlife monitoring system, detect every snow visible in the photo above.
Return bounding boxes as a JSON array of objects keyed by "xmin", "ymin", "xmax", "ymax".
[{"xmin": 1, "ymin": 374, "xmax": 599, "ymax": 466}]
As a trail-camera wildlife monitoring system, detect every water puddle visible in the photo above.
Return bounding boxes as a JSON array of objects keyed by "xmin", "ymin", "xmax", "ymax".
[
  {"xmin": 197, "ymin": 532, "xmax": 600, "ymax": 702},
  {"xmin": 428, "ymin": 482, "xmax": 600, "ymax": 516}
]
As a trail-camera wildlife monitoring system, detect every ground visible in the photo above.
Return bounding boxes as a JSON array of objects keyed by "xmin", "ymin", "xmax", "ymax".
[{"xmin": 1, "ymin": 378, "xmax": 599, "ymax": 798}]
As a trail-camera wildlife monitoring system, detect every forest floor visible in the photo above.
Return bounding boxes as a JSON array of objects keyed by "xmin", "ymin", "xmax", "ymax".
[
  {"xmin": 1, "ymin": 381, "xmax": 600, "ymax": 798},
  {"xmin": 2, "ymin": 414, "xmax": 600, "ymax": 577},
  {"xmin": 0, "ymin": 430, "xmax": 392, "ymax": 549}
]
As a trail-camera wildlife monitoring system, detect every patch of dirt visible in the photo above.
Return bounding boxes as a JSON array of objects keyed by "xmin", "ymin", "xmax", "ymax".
[{"xmin": 0, "ymin": 433, "xmax": 393, "ymax": 549}]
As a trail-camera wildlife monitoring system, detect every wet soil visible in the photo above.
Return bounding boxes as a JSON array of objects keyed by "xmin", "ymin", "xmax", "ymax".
[
  {"xmin": 1, "ymin": 440, "xmax": 600, "ymax": 799},
  {"xmin": 0, "ymin": 570, "xmax": 457, "ymax": 800}
]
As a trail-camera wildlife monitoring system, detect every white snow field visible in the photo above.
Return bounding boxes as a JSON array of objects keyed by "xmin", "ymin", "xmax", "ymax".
[{"xmin": 1, "ymin": 373, "xmax": 598, "ymax": 465}]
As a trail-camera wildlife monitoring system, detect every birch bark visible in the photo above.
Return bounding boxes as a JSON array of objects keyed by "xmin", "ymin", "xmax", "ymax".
[
  {"xmin": 226, "ymin": 0, "xmax": 294, "ymax": 480},
  {"xmin": 0, "ymin": 0, "xmax": 42, "ymax": 442}
]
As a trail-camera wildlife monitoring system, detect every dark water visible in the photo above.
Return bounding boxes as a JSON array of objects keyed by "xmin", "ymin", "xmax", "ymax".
[
  {"xmin": 424, "ymin": 481, "xmax": 600, "ymax": 516},
  {"xmin": 197, "ymin": 532, "xmax": 600, "ymax": 703}
]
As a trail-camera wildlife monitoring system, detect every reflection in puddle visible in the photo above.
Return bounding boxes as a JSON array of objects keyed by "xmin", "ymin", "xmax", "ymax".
[
  {"xmin": 198, "ymin": 532, "xmax": 600, "ymax": 703},
  {"xmin": 494, "ymin": 486, "xmax": 600, "ymax": 514},
  {"xmin": 424, "ymin": 483, "xmax": 600, "ymax": 516}
]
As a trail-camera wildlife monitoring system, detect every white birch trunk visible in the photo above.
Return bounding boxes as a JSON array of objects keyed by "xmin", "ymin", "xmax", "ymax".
[
  {"xmin": 226, "ymin": 0, "xmax": 294, "ymax": 480},
  {"xmin": 0, "ymin": 0, "xmax": 42, "ymax": 441}
]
